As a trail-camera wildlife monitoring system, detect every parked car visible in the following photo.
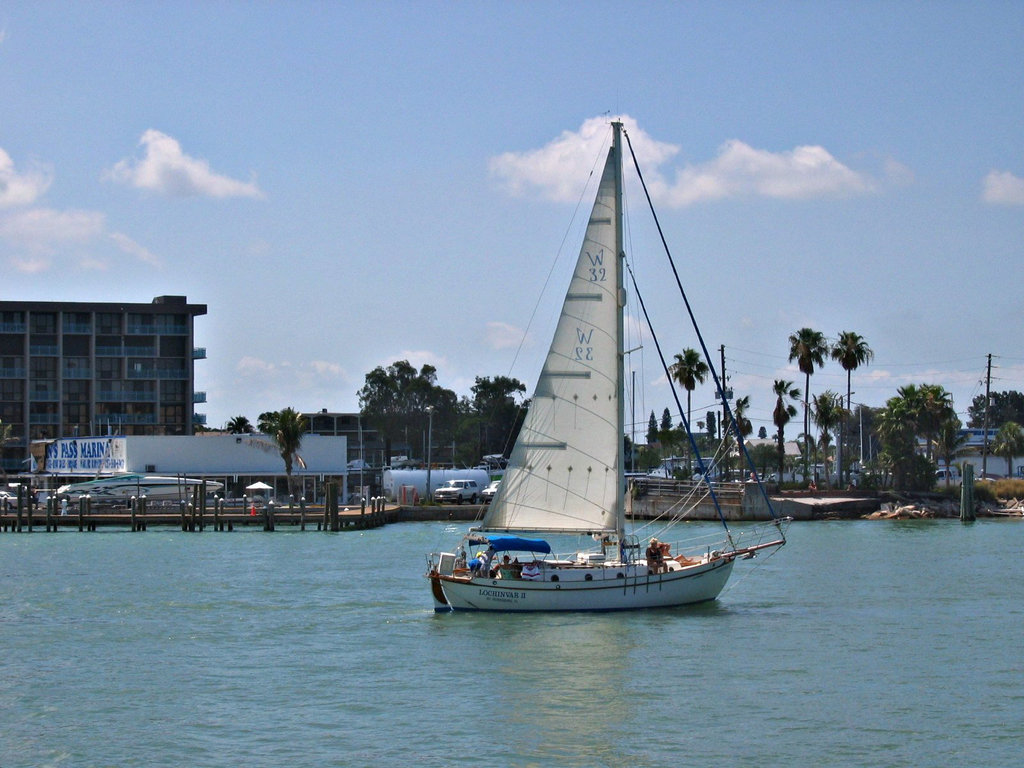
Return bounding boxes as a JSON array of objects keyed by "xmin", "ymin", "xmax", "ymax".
[
  {"xmin": 481, "ymin": 480, "xmax": 500, "ymax": 504},
  {"xmin": 433, "ymin": 479, "xmax": 481, "ymax": 504}
]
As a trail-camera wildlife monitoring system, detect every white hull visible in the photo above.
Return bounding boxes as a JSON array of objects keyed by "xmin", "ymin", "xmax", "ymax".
[
  {"xmin": 431, "ymin": 557, "xmax": 736, "ymax": 612},
  {"xmin": 57, "ymin": 475, "xmax": 223, "ymax": 501}
]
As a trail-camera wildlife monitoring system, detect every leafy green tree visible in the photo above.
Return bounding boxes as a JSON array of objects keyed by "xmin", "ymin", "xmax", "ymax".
[
  {"xmin": 358, "ymin": 360, "xmax": 457, "ymax": 464},
  {"xmin": 967, "ymin": 390, "xmax": 1024, "ymax": 429},
  {"xmin": 772, "ymin": 379, "xmax": 801, "ymax": 480},
  {"xmin": 992, "ymin": 421, "xmax": 1024, "ymax": 478},
  {"xmin": 934, "ymin": 415, "xmax": 968, "ymax": 487},
  {"xmin": 259, "ymin": 407, "xmax": 308, "ymax": 497},
  {"xmin": 811, "ymin": 390, "xmax": 847, "ymax": 488},
  {"xmin": 469, "ymin": 375, "xmax": 527, "ymax": 459},
  {"xmin": 669, "ymin": 348, "xmax": 709, "ymax": 470},
  {"xmin": 226, "ymin": 415, "xmax": 254, "ymax": 434},
  {"xmin": 647, "ymin": 411, "xmax": 658, "ymax": 444},
  {"xmin": 875, "ymin": 384, "xmax": 952, "ymax": 490},
  {"xmin": 788, "ymin": 327, "xmax": 828, "ymax": 482},
  {"xmin": 831, "ymin": 331, "xmax": 873, "ymax": 483}
]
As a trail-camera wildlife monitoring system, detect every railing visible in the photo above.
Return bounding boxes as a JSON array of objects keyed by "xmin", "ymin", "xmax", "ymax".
[
  {"xmin": 62, "ymin": 367, "xmax": 92, "ymax": 379},
  {"xmin": 29, "ymin": 390, "xmax": 60, "ymax": 401},
  {"xmin": 193, "ymin": 391, "xmax": 207, "ymax": 403},
  {"xmin": 29, "ymin": 345, "xmax": 59, "ymax": 355},
  {"xmin": 0, "ymin": 367, "xmax": 27, "ymax": 378},
  {"xmin": 62, "ymin": 322, "xmax": 92, "ymax": 333},
  {"xmin": 192, "ymin": 348, "xmax": 206, "ymax": 359},
  {"xmin": 192, "ymin": 413, "xmax": 207, "ymax": 425},
  {"xmin": 127, "ymin": 368, "xmax": 187, "ymax": 379},
  {"xmin": 97, "ymin": 391, "xmax": 157, "ymax": 402}
]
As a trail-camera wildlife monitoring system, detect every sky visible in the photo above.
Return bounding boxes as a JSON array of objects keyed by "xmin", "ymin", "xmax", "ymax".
[{"xmin": 1, "ymin": 1, "xmax": 1022, "ymax": 443}]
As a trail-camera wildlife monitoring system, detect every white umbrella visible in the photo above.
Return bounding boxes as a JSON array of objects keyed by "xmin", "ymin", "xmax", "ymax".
[{"xmin": 246, "ymin": 481, "xmax": 273, "ymax": 492}]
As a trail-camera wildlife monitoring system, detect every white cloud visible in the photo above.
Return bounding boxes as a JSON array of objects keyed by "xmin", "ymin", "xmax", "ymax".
[
  {"xmin": 490, "ymin": 115, "xmax": 678, "ymax": 202},
  {"xmin": 0, "ymin": 207, "xmax": 105, "ymax": 245},
  {"xmin": 106, "ymin": 129, "xmax": 263, "ymax": 199},
  {"xmin": 237, "ymin": 356, "xmax": 277, "ymax": 376},
  {"xmin": 0, "ymin": 207, "xmax": 161, "ymax": 270},
  {"xmin": 0, "ymin": 148, "xmax": 52, "ymax": 207},
  {"xmin": 108, "ymin": 231, "xmax": 161, "ymax": 266},
  {"xmin": 982, "ymin": 169, "xmax": 1024, "ymax": 205},
  {"xmin": 490, "ymin": 115, "xmax": 876, "ymax": 206},
  {"xmin": 485, "ymin": 321, "xmax": 528, "ymax": 350}
]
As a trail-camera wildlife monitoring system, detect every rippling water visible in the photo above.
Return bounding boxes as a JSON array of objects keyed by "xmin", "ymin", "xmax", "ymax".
[{"xmin": 2, "ymin": 519, "xmax": 1021, "ymax": 767}]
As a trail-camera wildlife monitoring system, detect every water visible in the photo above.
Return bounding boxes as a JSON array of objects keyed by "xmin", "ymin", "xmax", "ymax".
[{"xmin": 2, "ymin": 519, "xmax": 1022, "ymax": 767}]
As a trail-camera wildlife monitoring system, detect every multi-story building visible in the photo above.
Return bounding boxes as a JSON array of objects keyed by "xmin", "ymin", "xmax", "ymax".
[{"xmin": 0, "ymin": 295, "xmax": 207, "ymax": 474}]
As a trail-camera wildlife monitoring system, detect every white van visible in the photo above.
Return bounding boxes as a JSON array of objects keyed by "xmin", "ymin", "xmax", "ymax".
[{"xmin": 935, "ymin": 467, "xmax": 961, "ymax": 485}]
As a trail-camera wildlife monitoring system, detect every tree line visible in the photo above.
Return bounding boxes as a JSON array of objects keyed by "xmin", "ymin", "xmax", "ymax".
[{"xmin": 221, "ymin": 341, "xmax": 1024, "ymax": 494}]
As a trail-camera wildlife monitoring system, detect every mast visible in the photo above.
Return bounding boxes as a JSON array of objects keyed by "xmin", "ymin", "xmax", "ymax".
[{"xmin": 613, "ymin": 121, "xmax": 626, "ymax": 537}]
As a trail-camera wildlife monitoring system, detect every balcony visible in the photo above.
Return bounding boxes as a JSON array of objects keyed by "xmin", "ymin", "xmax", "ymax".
[
  {"xmin": 0, "ymin": 322, "xmax": 26, "ymax": 333},
  {"xmin": 192, "ymin": 413, "xmax": 207, "ymax": 425},
  {"xmin": 0, "ymin": 367, "xmax": 27, "ymax": 378},
  {"xmin": 193, "ymin": 347, "xmax": 207, "ymax": 360},
  {"xmin": 193, "ymin": 391, "xmax": 207, "ymax": 403},
  {"xmin": 62, "ymin": 322, "xmax": 92, "ymax": 333},
  {"xmin": 63, "ymin": 366, "xmax": 92, "ymax": 379},
  {"xmin": 29, "ymin": 344, "xmax": 59, "ymax": 356},
  {"xmin": 29, "ymin": 390, "xmax": 60, "ymax": 402},
  {"xmin": 127, "ymin": 368, "xmax": 187, "ymax": 380},
  {"xmin": 97, "ymin": 390, "xmax": 157, "ymax": 402}
]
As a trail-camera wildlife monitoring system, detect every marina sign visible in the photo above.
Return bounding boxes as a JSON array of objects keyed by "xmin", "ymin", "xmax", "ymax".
[{"xmin": 44, "ymin": 437, "xmax": 127, "ymax": 475}]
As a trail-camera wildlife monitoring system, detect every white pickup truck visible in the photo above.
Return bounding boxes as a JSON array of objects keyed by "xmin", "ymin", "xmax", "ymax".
[{"xmin": 433, "ymin": 479, "xmax": 480, "ymax": 504}]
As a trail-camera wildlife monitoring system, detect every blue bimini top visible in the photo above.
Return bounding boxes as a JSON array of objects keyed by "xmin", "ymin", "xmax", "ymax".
[{"xmin": 484, "ymin": 536, "xmax": 552, "ymax": 554}]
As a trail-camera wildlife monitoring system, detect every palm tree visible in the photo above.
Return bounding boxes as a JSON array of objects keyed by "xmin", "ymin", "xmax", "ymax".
[
  {"xmin": 226, "ymin": 415, "xmax": 254, "ymax": 434},
  {"xmin": 992, "ymin": 421, "xmax": 1024, "ymax": 479},
  {"xmin": 772, "ymin": 379, "xmax": 801, "ymax": 480},
  {"xmin": 669, "ymin": 348, "xmax": 709, "ymax": 471},
  {"xmin": 831, "ymin": 331, "xmax": 873, "ymax": 483},
  {"xmin": 811, "ymin": 390, "xmax": 847, "ymax": 488},
  {"xmin": 917, "ymin": 384, "xmax": 955, "ymax": 461},
  {"xmin": 788, "ymin": 328, "xmax": 827, "ymax": 483},
  {"xmin": 260, "ymin": 408, "xmax": 309, "ymax": 497},
  {"xmin": 730, "ymin": 395, "xmax": 753, "ymax": 475},
  {"xmin": 935, "ymin": 415, "xmax": 967, "ymax": 487}
]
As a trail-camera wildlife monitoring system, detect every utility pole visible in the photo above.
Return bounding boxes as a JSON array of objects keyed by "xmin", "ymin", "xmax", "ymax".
[
  {"xmin": 719, "ymin": 344, "xmax": 726, "ymax": 441},
  {"xmin": 982, "ymin": 353, "xmax": 992, "ymax": 477}
]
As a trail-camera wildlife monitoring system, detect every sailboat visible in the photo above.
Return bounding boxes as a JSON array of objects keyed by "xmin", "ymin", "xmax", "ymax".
[{"xmin": 427, "ymin": 121, "xmax": 787, "ymax": 612}]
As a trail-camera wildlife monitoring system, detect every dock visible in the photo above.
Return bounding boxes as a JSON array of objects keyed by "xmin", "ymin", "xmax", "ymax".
[{"xmin": 0, "ymin": 495, "xmax": 399, "ymax": 533}]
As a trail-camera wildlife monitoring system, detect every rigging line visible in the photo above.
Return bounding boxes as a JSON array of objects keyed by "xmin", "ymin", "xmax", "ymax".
[
  {"xmin": 624, "ymin": 258, "xmax": 730, "ymax": 532},
  {"xmin": 622, "ymin": 127, "xmax": 780, "ymax": 526}
]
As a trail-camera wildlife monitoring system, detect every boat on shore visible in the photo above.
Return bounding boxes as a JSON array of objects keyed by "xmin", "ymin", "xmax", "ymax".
[
  {"xmin": 426, "ymin": 121, "xmax": 788, "ymax": 612},
  {"xmin": 56, "ymin": 474, "xmax": 223, "ymax": 502}
]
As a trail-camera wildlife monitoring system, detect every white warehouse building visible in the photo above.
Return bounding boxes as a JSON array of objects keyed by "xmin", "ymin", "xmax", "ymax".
[{"xmin": 34, "ymin": 434, "xmax": 349, "ymax": 502}]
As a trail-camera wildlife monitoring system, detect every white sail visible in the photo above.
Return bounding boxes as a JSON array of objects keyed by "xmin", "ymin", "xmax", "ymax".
[{"xmin": 481, "ymin": 138, "xmax": 624, "ymax": 535}]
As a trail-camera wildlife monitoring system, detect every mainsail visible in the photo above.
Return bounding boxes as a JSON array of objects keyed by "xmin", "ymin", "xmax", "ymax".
[{"xmin": 481, "ymin": 136, "xmax": 625, "ymax": 535}]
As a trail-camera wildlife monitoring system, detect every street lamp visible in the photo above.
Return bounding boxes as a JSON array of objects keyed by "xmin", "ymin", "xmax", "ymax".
[{"xmin": 425, "ymin": 406, "xmax": 434, "ymax": 504}]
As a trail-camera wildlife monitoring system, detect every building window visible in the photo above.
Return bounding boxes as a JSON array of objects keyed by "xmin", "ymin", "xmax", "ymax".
[
  {"xmin": 29, "ymin": 313, "xmax": 57, "ymax": 334},
  {"xmin": 97, "ymin": 313, "xmax": 122, "ymax": 334},
  {"xmin": 0, "ymin": 380, "xmax": 23, "ymax": 400},
  {"xmin": 63, "ymin": 380, "xmax": 90, "ymax": 401},
  {"xmin": 30, "ymin": 357, "xmax": 58, "ymax": 380},
  {"xmin": 96, "ymin": 357, "xmax": 122, "ymax": 380}
]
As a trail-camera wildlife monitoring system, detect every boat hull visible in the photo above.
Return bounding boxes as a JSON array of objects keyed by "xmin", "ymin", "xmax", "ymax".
[{"xmin": 431, "ymin": 557, "xmax": 735, "ymax": 612}]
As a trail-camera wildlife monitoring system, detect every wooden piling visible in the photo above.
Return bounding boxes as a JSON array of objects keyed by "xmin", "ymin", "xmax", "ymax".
[{"xmin": 960, "ymin": 463, "xmax": 976, "ymax": 522}]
